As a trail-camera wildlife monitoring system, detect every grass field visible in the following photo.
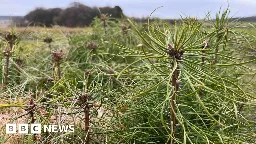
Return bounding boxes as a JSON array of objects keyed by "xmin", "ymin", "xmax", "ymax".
[
  {"xmin": 0, "ymin": 26, "xmax": 92, "ymax": 33},
  {"xmin": 0, "ymin": 12, "xmax": 256, "ymax": 144}
]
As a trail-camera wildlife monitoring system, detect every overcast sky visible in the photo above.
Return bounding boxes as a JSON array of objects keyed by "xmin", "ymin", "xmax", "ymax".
[{"xmin": 0, "ymin": 0, "xmax": 255, "ymax": 18}]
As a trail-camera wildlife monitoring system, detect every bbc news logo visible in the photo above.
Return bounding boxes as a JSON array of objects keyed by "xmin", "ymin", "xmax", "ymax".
[{"xmin": 6, "ymin": 124, "xmax": 74, "ymax": 134}]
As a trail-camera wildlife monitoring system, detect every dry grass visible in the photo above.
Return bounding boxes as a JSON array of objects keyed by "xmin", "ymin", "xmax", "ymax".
[
  {"xmin": 0, "ymin": 96, "xmax": 109, "ymax": 143},
  {"xmin": 0, "ymin": 102, "xmax": 26, "ymax": 144}
]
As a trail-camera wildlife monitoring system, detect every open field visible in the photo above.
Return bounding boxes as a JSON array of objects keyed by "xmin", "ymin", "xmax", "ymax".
[
  {"xmin": 0, "ymin": 26, "xmax": 92, "ymax": 33},
  {"xmin": 0, "ymin": 12, "xmax": 256, "ymax": 144}
]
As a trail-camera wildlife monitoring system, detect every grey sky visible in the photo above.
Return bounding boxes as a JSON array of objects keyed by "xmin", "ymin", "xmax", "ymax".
[{"xmin": 0, "ymin": 0, "xmax": 255, "ymax": 18}]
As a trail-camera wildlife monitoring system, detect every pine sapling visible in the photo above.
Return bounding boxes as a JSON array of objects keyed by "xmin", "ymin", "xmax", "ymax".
[
  {"xmin": 87, "ymin": 42, "xmax": 98, "ymax": 62},
  {"xmin": 100, "ymin": 14, "xmax": 107, "ymax": 34},
  {"xmin": 81, "ymin": 69, "xmax": 91, "ymax": 144},
  {"xmin": 3, "ymin": 33, "xmax": 17, "ymax": 87},
  {"xmin": 121, "ymin": 24, "xmax": 128, "ymax": 35},
  {"xmin": 52, "ymin": 50, "xmax": 63, "ymax": 81},
  {"xmin": 80, "ymin": 93, "xmax": 91, "ymax": 144}
]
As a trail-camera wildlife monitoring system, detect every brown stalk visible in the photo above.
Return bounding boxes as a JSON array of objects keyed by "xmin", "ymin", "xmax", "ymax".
[
  {"xmin": 82, "ymin": 69, "xmax": 91, "ymax": 144},
  {"xmin": 171, "ymin": 59, "xmax": 179, "ymax": 138},
  {"xmin": 3, "ymin": 33, "xmax": 17, "ymax": 87},
  {"xmin": 80, "ymin": 69, "xmax": 101, "ymax": 143},
  {"xmin": 52, "ymin": 50, "xmax": 63, "ymax": 81},
  {"xmin": 3, "ymin": 50, "xmax": 11, "ymax": 86},
  {"xmin": 101, "ymin": 14, "xmax": 107, "ymax": 34},
  {"xmin": 15, "ymin": 56, "xmax": 23, "ymax": 84},
  {"xmin": 168, "ymin": 44, "xmax": 184, "ymax": 144},
  {"xmin": 103, "ymin": 20, "xmax": 107, "ymax": 34},
  {"xmin": 55, "ymin": 62, "xmax": 61, "ymax": 80},
  {"xmin": 87, "ymin": 42, "xmax": 98, "ymax": 62},
  {"xmin": 82, "ymin": 93, "xmax": 90, "ymax": 144},
  {"xmin": 25, "ymin": 95, "xmax": 37, "ymax": 142}
]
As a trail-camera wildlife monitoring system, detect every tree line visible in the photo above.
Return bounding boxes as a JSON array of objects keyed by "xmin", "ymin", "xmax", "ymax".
[{"xmin": 20, "ymin": 2, "xmax": 124, "ymax": 27}]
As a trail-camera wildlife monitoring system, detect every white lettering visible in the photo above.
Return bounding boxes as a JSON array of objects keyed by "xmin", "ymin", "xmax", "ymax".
[{"xmin": 44, "ymin": 125, "xmax": 52, "ymax": 132}]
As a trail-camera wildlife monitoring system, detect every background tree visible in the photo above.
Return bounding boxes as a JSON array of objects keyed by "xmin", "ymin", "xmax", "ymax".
[
  {"xmin": 24, "ymin": 2, "xmax": 125, "ymax": 27},
  {"xmin": 25, "ymin": 8, "xmax": 62, "ymax": 27}
]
